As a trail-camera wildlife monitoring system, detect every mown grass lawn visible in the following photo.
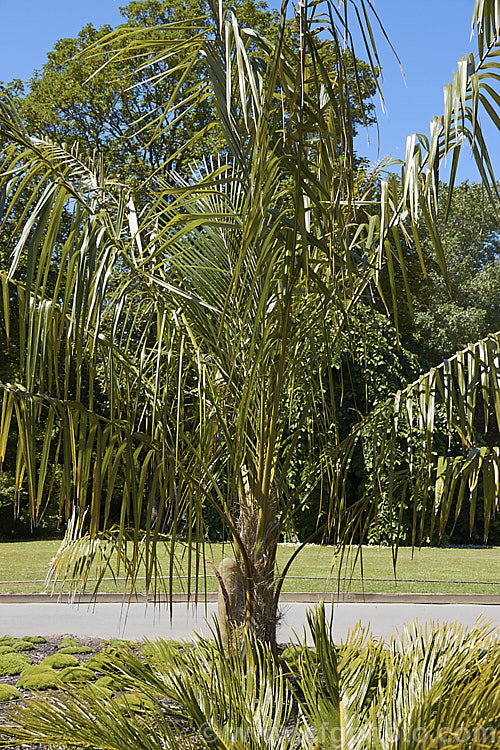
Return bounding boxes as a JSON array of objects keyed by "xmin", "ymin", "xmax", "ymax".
[{"xmin": 0, "ymin": 540, "xmax": 498, "ymax": 595}]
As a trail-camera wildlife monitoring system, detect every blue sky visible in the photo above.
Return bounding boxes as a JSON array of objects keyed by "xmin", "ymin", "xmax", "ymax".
[{"xmin": 1, "ymin": 0, "xmax": 497, "ymax": 183}]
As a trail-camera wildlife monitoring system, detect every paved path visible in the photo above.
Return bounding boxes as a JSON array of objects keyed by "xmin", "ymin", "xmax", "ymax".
[{"xmin": 0, "ymin": 599, "xmax": 498, "ymax": 643}]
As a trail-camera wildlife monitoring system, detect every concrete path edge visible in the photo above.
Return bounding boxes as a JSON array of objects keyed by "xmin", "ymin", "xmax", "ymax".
[{"xmin": 1, "ymin": 592, "xmax": 499, "ymax": 604}]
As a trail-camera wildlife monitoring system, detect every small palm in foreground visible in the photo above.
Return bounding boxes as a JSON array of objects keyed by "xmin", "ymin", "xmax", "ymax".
[{"xmin": 1, "ymin": 605, "xmax": 498, "ymax": 749}]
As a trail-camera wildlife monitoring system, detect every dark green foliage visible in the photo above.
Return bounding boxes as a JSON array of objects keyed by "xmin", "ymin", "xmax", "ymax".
[
  {"xmin": 442, "ymin": 486, "xmax": 500, "ymax": 545},
  {"xmin": 402, "ymin": 182, "xmax": 500, "ymax": 365},
  {"xmin": 285, "ymin": 305, "xmax": 422, "ymax": 543},
  {"xmin": 0, "ymin": 463, "xmax": 61, "ymax": 541}
]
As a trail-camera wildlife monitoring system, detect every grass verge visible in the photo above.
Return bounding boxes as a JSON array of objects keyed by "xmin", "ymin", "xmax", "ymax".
[{"xmin": 0, "ymin": 541, "xmax": 498, "ymax": 595}]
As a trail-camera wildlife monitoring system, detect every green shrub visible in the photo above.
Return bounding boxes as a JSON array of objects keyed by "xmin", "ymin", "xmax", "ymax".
[
  {"xmin": 58, "ymin": 666, "xmax": 96, "ymax": 683},
  {"xmin": 102, "ymin": 638, "xmax": 137, "ymax": 649},
  {"xmin": 0, "ymin": 637, "xmax": 17, "ymax": 647},
  {"xmin": 22, "ymin": 636, "xmax": 46, "ymax": 644},
  {"xmin": 140, "ymin": 640, "xmax": 184, "ymax": 659},
  {"xmin": 10, "ymin": 639, "xmax": 36, "ymax": 652},
  {"xmin": 280, "ymin": 644, "xmax": 316, "ymax": 669},
  {"xmin": 0, "ymin": 638, "xmax": 35, "ymax": 652},
  {"xmin": 0, "ymin": 653, "xmax": 32, "ymax": 676},
  {"xmin": 59, "ymin": 637, "xmax": 80, "ymax": 648},
  {"xmin": 40, "ymin": 653, "xmax": 79, "ymax": 669},
  {"xmin": 58, "ymin": 645, "xmax": 94, "ymax": 654},
  {"xmin": 19, "ymin": 665, "xmax": 52, "ymax": 677},
  {"xmin": 84, "ymin": 648, "xmax": 127, "ymax": 672},
  {"xmin": 17, "ymin": 666, "xmax": 61, "ymax": 690},
  {"xmin": 83, "ymin": 656, "xmax": 105, "ymax": 672},
  {"xmin": 1, "ymin": 611, "xmax": 499, "ymax": 749},
  {"xmin": 0, "ymin": 684, "xmax": 20, "ymax": 702}
]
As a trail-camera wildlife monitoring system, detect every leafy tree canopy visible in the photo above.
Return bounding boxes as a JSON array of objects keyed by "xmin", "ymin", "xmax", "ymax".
[
  {"xmin": 410, "ymin": 182, "xmax": 500, "ymax": 364},
  {"xmin": 2, "ymin": 0, "xmax": 376, "ymax": 185}
]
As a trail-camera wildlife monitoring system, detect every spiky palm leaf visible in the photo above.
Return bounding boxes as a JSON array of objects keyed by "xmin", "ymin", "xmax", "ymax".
[
  {"xmin": 1, "ymin": 626, "xmax": 296, "ymax": 750},
  {"xmin": 334, "ymin": 331, "xmax": 500, "ymax": 550},
  {"xmin": 1, "ymin": 606, "xmax": 498, "ymax": 749}
]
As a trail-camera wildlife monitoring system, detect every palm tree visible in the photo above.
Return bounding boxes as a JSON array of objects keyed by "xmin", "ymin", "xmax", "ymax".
[{"xmin": 0, "ymin": 0, "xmax": 499, "ymax": 647}]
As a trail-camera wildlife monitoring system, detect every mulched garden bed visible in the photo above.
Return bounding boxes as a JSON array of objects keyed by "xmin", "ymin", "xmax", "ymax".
[{"xmin": 0, "ymin": 634, "xmax": 129, "ymax": 750}]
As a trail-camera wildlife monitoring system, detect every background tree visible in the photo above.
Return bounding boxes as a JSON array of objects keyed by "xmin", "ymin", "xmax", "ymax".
[
  {"xmin": 361, "ymin": 178, "xmax": 500, "ymax": 545},
  {"xmin": 409, "ymin": 181, "xmax": 500, "ymax": 365},
  {"xmin": 2, "ymin": 0, "xmax": 376, "ymax": 184},
  {"xmin": 283, "ymin": 305, "xmax": 422, "ymax": 543}
]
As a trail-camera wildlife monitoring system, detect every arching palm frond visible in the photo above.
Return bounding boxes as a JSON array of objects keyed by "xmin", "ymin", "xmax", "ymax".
[{"xmin": 333, "ymin": 332, "xmax": 500, "ymax": 549}]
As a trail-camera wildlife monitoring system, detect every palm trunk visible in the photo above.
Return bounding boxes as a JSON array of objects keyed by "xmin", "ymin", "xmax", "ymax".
[{"xmin": 237, "ymin": 485, "xmax": 280, "ymax": 651}]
